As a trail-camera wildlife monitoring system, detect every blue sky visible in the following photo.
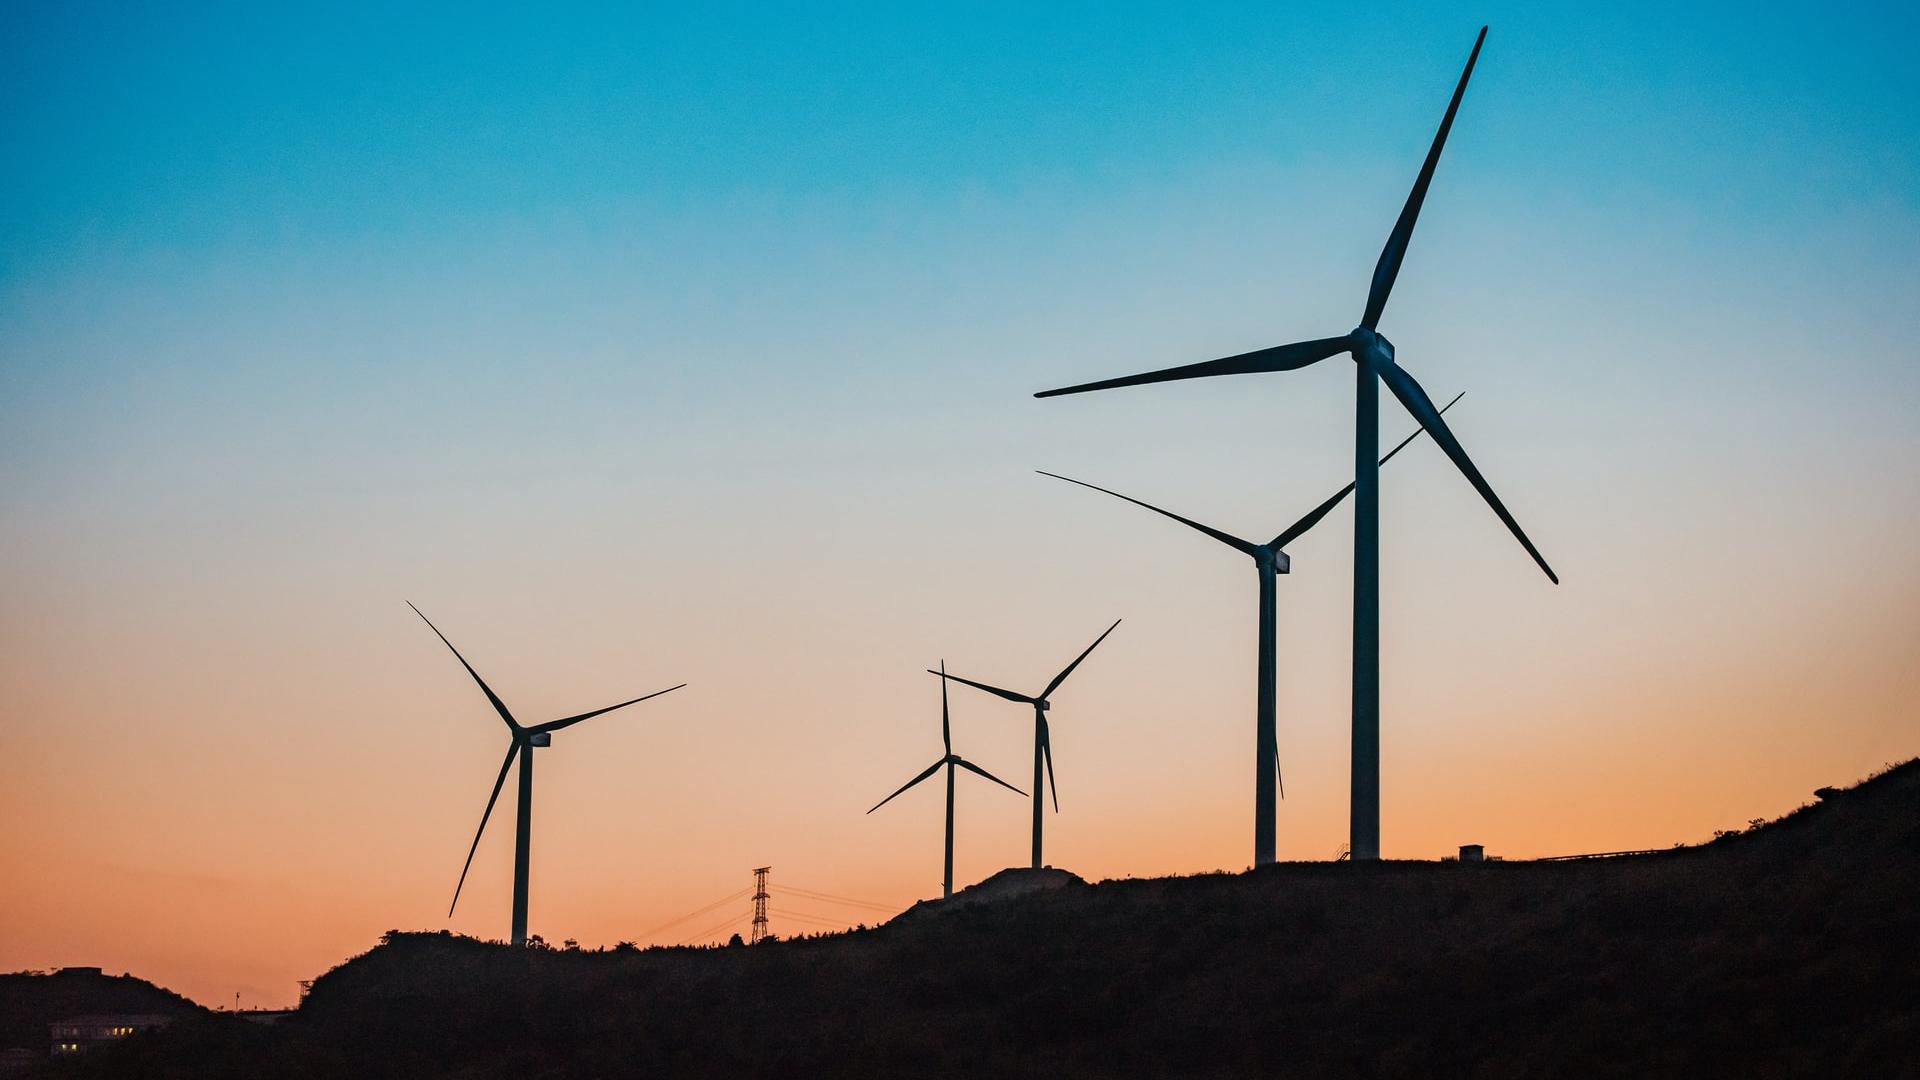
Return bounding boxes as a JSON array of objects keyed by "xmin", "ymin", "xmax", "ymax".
[
  {"xmin": 6, "ymin": 1, "xmax": 1916, "ymax": 569},
  {"xmin": 7, "ymin": 1, "xmax": 1915, "ymax": 500},
  {"xmin": 9, "ymin": 3, "xmax": 1915, "ymax": 255}
]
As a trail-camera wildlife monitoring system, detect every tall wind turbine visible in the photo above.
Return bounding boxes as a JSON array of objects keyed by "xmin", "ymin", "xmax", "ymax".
[
  {"xmin": 410, "ymin": 602, "xmax": 685, "ymax": 945},
  {"xmin": 1034, "ymin": 27, "xmax": 1556, "ymax": 860},
  {"xmin": 932, "ymin": 620, "xmax": 1120, "ymax": 870},
  {"xmin": 868, "ymin": 662, "xmax": 1027, "ymax": 899},
  {"xmin": 1039, "ymin": 394, "xmax": 1458, "ymax": 868}
]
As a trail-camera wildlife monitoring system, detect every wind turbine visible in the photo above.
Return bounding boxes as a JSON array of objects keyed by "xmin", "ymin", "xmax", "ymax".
[
  {"xmin": 1039, "ymin": 393, "xmax": 1458, "ymax": 868},
  {"xmin": 868, "ymin": 662, "xmax": 1027, "ymax": 899},
  {"xmin": 1034, "ymin": 27, "xmax": 1556, "ymax": 860},
  {"xmin": 410, "ymin": 602, "xmax": 685, "ymax": 945},
  {"xmin": 931, "ymin": 620, "xmax": 1121, "ymax": 870}
]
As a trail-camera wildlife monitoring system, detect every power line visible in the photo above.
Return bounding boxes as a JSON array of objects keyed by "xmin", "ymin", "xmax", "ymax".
[
  {"xmin": 767, "ymin": 907, "xmax": 859, "ymax": 928},
  {"xmin": 636, "ymin": 886, "xmax": 756, "ymax": 941},
  {"xmin": 777, "ymin": 884, "xmax": 902, "ymax": 914},
  {"xmin": 780, "ymin": 893, "xmax": 897, "ymax": 915},
  {"xmin": 646, "ymin": 879, "xmax": 898, "ymax": 947},
  {"xmin": 779, "ymin": 883, "xmax": 894, "ymax": 907},
  {"xmin": 678, "ymin": 912, "xmax": 748, "ymax": 946}
]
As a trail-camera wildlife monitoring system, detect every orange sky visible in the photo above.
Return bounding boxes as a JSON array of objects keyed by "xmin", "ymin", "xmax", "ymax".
[{"xmin": 3, "ymin": 434, "xmax": 1913, "ymax": 1007}]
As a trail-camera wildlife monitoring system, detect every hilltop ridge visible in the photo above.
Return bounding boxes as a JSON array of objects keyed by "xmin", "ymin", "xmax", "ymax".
[
  {"xmin": 0, "ymin": 967, "xmax": 203, "ymax": 1057},
  {"xmin": 37, "ymin": 758, "xmax": 1920, "ymax": 1078}
]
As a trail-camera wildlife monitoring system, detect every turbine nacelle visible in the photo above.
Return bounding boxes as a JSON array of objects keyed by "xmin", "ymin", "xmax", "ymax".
[
  {"xmin": 1349, "ymin": 326, "xmax": 1394, "ymax": 365},
  {"xmin": 526, "ymin": 731, "xmax": 551, "ymax": 747},
  {"xmin": 1034, "ymin": 699, "xmax": 1050, "ymax": 711},
  {"xmin": 1256, "ymin": 547, "xmax": 1293, "ymax": 574}
]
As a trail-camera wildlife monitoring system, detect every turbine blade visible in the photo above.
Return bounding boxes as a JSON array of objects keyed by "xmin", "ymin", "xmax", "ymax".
[
  {"xmin": 1377, "ymin": 360, "xmax": 1557, "ymax": 583},
  {"xmin": 939, "ymin": 661, "xmax": 951, "ymax": 756},
  {"xmin": 1362, "ymin": 26, "xmax": 1487, "ymax": 331},
  {"xmin": 1270, "ymin": 391, "xmax": 1462, "ymax": 548},
  {"xmin": 1380, "ymin": 389, "xmax": 1463, "ymax": 467},
  {"xmin": 929, "ymin": 669, "xmax": 1034, "ymax": 705},
  {"xmin": 1038, "ymin": 472, "xmax": 1259, "ymax": 556},
  {"xmin": 410, "ymin": 602, "xmax": 520, "ymax": 732},
  {"xmin": 1042, "ymin": 618, "xmax": 1122, "ymax": 699},
  {"xmin": 954, "ymin": 757, "xmax": 1027, "ymax": 798},
  {"xmin": 450, "ymin": 742, "xmax": 518, "ymax": 917},
  {"xmin": 866, "ymin": 758, "xmax": 946, "ymax": 814},
  {"xmin": 1041, "ymin": 720, "xmax": 1060, "ymax": 813},
  {"xmin": 1271, "ymin": 733, "xmax": 1286, "ymax": 800},
  {"xmin": 1034, "ymin": 337, "xmax": 1350, "ymax": 398},
  {"xmin": 530, "ymin": 683, "xmax": 686, "ymax": 735}
]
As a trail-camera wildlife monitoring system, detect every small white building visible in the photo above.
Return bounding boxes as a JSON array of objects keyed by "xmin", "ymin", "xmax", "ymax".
[{"xmin": 49, "ymin": 1014, "xmax": 173, "ymax": 1056}]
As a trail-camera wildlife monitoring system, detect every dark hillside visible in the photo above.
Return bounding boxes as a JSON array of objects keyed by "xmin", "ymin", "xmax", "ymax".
[
  {"xmin": 0, "ymin": 968, "xmax": 204, "ymax": 1054},
  {"xmin": 44, "ymin": 759, "xmax": 1920, "ymax": 1078}
]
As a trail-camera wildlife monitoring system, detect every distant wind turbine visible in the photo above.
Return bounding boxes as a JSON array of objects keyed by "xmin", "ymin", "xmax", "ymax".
[
  {"xmin": 1034, "ymin": 27, "xmax": 1556, "ymax": 860},
  {"xmin": 410, "ymin": 602, "xmax": 685, "ymax": 946},
  {"xmin": 1039, "ymin": 393, "xmax": 1458, "ymax": 867},
  {"xmin": 868, "ymin": 661, "xmax": 1027, "ymax": 899},
  {"xmin": 932, "ymin": 620, "xmax": 1121, "ymax": 870}
]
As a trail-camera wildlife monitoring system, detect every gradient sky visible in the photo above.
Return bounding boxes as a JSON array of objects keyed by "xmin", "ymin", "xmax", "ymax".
[{"xmin": 3, "ymin": 1, "xmax": 1917, "ymax": 1009}]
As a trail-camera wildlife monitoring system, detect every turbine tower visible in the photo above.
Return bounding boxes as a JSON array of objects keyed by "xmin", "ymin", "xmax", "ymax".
[
  {"xmin": 411, "ymin": 602, "xmax": 685, "ymax": 945},
  {"xmin": 1034, "ymin": 28, "xmax": 1556, "ymax": 860},
  {"xmin": 867, "ymin": 662, "xmax": 1026, "ymax": 899},
  {"xmin": 933, "ymin": 620, "xmax": 1120, "ymax": 870},
  {"xmin": 1039, "ymin": 394, "xmax": 1457, "ymax": 867}
]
